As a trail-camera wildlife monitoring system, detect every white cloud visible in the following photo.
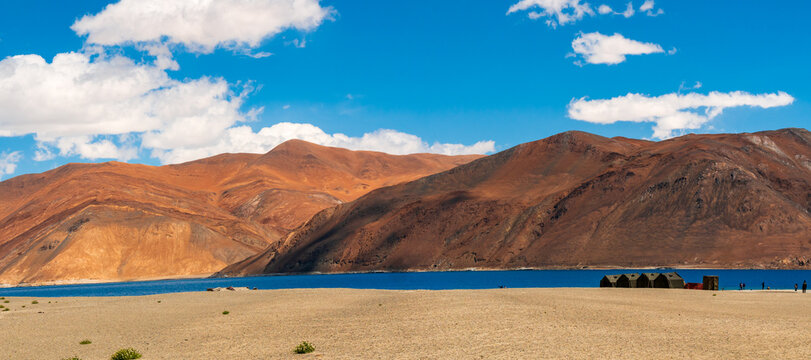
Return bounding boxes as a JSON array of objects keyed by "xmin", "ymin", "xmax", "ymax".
[
  {"xmin": 72, "ymin": 0, "xmax": 333, "ymax": 53},
  {"xmin": 0, "ymin": 51, "xmax": 494, "ymax": 164},
  {"xmin": 619, "ymin": 2, "xmax": 635, "ymax": 18},
  {"xmin": 507, "ymin": 0, "xmax": 594, "ymax": 28},
  {"xmin": 567, "ymin": 91, "xmax": 795, "ymax": 139},
  {"xmin": 596, "ymin": 2, "xmax": 634, "ymax": 17},
  {"xmin": 0, "ymin": 151, "xmax": 22, "ymax": 179},
  {"xmin": 571, "ymin": 32, "xmax": 664, "ymax": 65},
  {"xmin": 0, "ymin": 51, "xmax": 249, "ymax": 160},
  {"xmin": 152, "ymin": 122, "xmax": 496, "ymax": 164},
  {"xmin": 639, "ymin": 0, "xmax": 663, "ymax": 16}
]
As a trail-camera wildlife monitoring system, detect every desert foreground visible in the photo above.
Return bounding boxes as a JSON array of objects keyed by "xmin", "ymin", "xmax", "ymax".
[{"xmin": 1, "ymin": 288, "xmax": 810, "ymax": 359}]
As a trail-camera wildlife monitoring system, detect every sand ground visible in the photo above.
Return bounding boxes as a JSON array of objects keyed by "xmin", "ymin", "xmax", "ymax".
[{"xmin": 1, "ymin": 288, "xmax": 809, "ymax": 359}]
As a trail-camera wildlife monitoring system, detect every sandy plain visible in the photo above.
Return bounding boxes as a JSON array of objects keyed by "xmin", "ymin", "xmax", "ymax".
[{"xmin": 1, "ymin": 288, "xmax": 809, "ymax": 359}]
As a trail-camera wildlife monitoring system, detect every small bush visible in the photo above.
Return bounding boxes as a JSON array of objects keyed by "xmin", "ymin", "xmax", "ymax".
[
  {"xmin": 2, "ymin": 308, "xmax": 8, "ymax": 312},
  {"xmin": 110, "ymin": 348, "xmax": 142, "ymax": 360},
  {"xmin": 222, "ymin": 310, "xmax": 230, "ymax": 315},
  {"xmin": 32, "ymin": 300, "xmax": 39, "ymax": 304},
  {"xmin": 0, "ymin": 305, "xmax": 4, "ymax": 308},
  {"xmin": 3, "ymin": 300, "xmax": 8, "ymax": 303},
  {"xmin": 293, "ymin": 341, "xmax": 315, "ymax": 354},
  {"xmin": 62, "ymin": 357, "xmax": 82, "ymax": 360},
  {"xmin": 79, "ymin": 339, "xmax": 92, "ymax": 345}
]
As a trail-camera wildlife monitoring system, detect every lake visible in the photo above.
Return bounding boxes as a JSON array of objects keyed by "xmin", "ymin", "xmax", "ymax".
[{"xmin": 1, "ymin": 269, "xmax": 809, "ymax": 297}]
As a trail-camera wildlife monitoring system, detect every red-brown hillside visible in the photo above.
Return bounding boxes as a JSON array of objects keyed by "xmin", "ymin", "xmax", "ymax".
[
  {"xmin": 0, "ymin": 140, "xmax": 480, "ymax": 285},
  {"xmin": 221, "ymin": 129, "xmax": 811, "ymax": 276}
]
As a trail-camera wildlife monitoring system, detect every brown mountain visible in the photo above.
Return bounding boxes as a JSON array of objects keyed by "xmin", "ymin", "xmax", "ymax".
[
  {"xmin": 221, "ymin": 129, "xmax": 811, "ymax": 276},
  {"xmin": 0, "ymin": 140, "xmax": 480, "ymax": 285}
]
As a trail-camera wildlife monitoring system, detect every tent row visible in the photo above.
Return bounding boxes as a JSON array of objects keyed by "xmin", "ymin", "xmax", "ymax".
[{"xmin": 600, "ymin": 272, "xmax": 685, "ymax": 289}]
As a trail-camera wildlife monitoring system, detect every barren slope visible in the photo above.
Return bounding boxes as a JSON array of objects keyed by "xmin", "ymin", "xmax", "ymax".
[
  {"xmin": 0, "ymin": 141, "xmax": 479, "ymax": 284},
  {"xmin": 221, "ymin": 129, "xmax": 811, "ymax": 276}
]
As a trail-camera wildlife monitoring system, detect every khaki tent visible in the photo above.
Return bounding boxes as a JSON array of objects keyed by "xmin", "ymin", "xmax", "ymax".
[
  {"xmin": 702, "ymin": 275, "xmax": 719, "ymax": 291},
  {"xmin": 617, "ymin": 273, "xmax": 640, "ymax": 288},
  {"xmin": 600, "ymin": 275, "xmax": 621, "ymax": 287},
  {"xmin": 637, "ymin": 273, "xmax": 659, "ymax": 288},
  {"xmin": 654, "ymin": 272, "xmax": 685, "ymax": 289}
]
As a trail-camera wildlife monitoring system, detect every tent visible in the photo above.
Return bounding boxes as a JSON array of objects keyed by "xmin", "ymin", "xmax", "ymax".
[
  {"xmin": 637, "ymin": 273, "xmax": 659, "ymax": 288},
  {"xmin": 600, "ymin": 275, "xmax": 621, "ymax": 287},
  {"xmin": 702, "ymin": 275, "xmax": 719, "ymax": 290},
  {"xmin": 617, "ymin": 273, "xmax": 640, "ymax": 288},
  {"xmin": 654, "ymin": 272, "xmax": 685, "ymax": 289}
]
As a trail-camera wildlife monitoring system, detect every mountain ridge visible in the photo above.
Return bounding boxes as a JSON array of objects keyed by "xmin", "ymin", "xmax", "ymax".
[
  {"xmin": 220, "ymin": 128, "xmax": 811, "ymax": 277},
  {"xmin": 0, "ymin": 140, "xmax": 480, "ymax": 285}
]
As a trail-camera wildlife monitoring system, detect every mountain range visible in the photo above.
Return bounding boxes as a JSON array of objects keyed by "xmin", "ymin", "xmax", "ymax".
[
  {"xmin": 2, "ymin": 129, "xmax": 809, "ymax": 286},
  {"xmin": 221, "ymin": 128, "xmax": 811, "ymax": 277},
  {"xmin": 0, "ymin": 140, "xmax": 478, "ymax": 285}
]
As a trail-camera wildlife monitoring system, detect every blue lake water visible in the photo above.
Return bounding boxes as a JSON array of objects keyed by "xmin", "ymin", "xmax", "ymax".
[{"xmin": 1, "ymin": 269, "xmax": 809, "ymax": 297}]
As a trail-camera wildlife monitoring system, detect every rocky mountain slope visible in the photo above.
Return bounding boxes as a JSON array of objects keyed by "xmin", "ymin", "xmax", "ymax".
[
  {"xmin": 0, "ymin": 140, "xmax": 479, "ymax": 285},
  {"xmin": 221, "ymin": 129, "xmax": 811, "ymax": 276}
]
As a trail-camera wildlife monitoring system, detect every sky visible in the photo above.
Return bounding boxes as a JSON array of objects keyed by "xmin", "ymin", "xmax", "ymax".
[{"xmin": 0, "ymin": 0, "xmax": 809, "ymax": 180}]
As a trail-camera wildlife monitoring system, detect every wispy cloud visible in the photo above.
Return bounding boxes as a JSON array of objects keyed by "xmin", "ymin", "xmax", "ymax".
[
  {"xmin": 568, "ymin": 91, "xmax": 795, "ymax": 139},
  {"xmin": 571, "ymin": 32, "xmax": 664, "ymax": 65},
  {"xmin": 507, "ymin": 0, "xmax": 594, "ymax": 28}
]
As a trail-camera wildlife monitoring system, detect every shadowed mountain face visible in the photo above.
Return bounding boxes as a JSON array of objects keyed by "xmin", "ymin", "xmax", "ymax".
[
  {"xmin": 0, "ymin": 140, "xmax": 480, "ymax": 285},
  {"xmin": 221, "ymin": 129, "xmax": 811, "ymax": 276}
]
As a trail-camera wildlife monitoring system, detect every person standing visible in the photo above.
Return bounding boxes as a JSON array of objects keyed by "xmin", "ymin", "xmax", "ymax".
[
  {"xmin": 795, "ymin": 283, "xmax": 799, "ymax": 292},
  {"xmin": 803, "ymin": 280, "xmax": 807, "ymax": 293},
  {"xmin": 762, "ymin": 282, "xmax": 765, "ymax": 290}
]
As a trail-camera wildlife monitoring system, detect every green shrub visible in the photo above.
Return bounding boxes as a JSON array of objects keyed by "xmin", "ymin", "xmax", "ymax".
[
  {"xmin": 2, "ymin": 308, "xmax": 8, "ymax": 312},
  {"xmin": 32, "ymin": 300, "xmax": 39, "ymax": 304},
  {"xmin": 79, "ymin": 339, "xmax": 92, "ymax": 345},
  {"xmin": 293, "ymin": 341, "xmax": 315, "ymax": 354},
  {"xmin": 222, "ymin": 310, "xmax": 230, "ymax": 315},
  {"xmin": 62, "ymin": 357, "xmax": 82, "ymax": 360},
  {"xmin": 0, "ymin": 305, "xmax": 4, "ymax": 308},
  {"xmin": 110, "ymin": 348, "xmax": 142, "ymax": 360},
  {"xmin": 3, "ymin": 300, "xmax": 8, "ymax": 303}
]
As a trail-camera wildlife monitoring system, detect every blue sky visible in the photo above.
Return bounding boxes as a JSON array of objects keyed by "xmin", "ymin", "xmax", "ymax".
[{"xmin": 0, "ymin": 0, "xmax": 809, "ymax": 179}]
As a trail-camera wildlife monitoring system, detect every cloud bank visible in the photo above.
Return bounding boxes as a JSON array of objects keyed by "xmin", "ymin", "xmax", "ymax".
[
  {"xmin": 571, "ymin": 32, "xmax": 664, "ymax": 65},
  {"xmin": 72, "ymin": 0, "xmax": 333, "ymax": 53},
  {"xmin": 567, "ymin": 91, "xmax": 795, "ymax": 139},
  {"xmin": 0, "ymin": 51, "xmax": 493, "ymax": 164},
  {"xmin": 0, "ymin": 51, "xmax": 246, "ymax": 161}
]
